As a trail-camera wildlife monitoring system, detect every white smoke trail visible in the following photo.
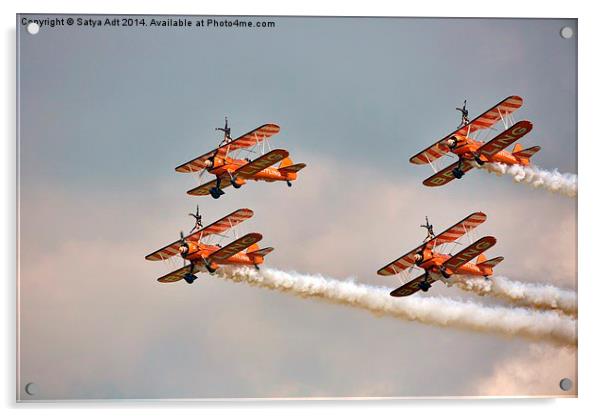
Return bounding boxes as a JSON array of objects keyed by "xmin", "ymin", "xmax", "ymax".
[
  {"xmin": 216, "ymin": 267, "xmax": 576, "ymax": 347},
  {"xmin": 452, "ymin": 276, "xmax": 577, "ymax": 317},
  {"xmin": 481, "ymin": 163, "xmax": 577, "ymax": 197}
]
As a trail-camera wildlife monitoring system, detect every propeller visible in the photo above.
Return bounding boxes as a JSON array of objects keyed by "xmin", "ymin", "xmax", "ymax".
[
  {"xmin": 189, "ymin": 205, "xmax": 203, "ymax": 233},
  {"xmin": 197, "ymin": 150, "xmax": 218, "ymax": 182},
  {"xmin": 178, "ymin": 231, "xmax": 189, "ymax": 267}
]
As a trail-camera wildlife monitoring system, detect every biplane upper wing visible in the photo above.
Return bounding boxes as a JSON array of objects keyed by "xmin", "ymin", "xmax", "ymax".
[
  {"xmin": 410, "ymin": 96, "xmax": 524, "ymax": 165},
  {"xmin": 377, "ymin": 212, "xmax": 486, "ymax": 276},
  {"xmin": 157, "ymin": 263, "xmax": 202, "ymax": 283},
  {"xmin": 198, "ymin": 208, "xmax": 254, "ymax": 238},
  {"xmin": 389, "ymin": 273, "xmax": 438, "ymax": 297},
  {"xmin": 175, "ymin": 124, "xmax": 281, "ymax": 173},
  {"xmin": 233, "ymin": 149, "xmax": 289, "ymax": 179},
  {"xmin": 476, "ymin": 120, "xmax": 533, "ymax": 159},
  {"xmin": 429, "ymin": 212, "xmax": 487, "ymax": 246},
  {"xmin": 422, "ymin": 160, "xmax": 475, "ymax": 187},
  {"xmin": 442, "ymin": 236, "xmax": 497, "ymax": 273},
  {"xmin": 377, "ymin": 240, "xmax": 435, "ymax": 276},
  {"xmin": 187, "ymin": 175, "xmax": 233, "ymax": 196},
  {"xmin": 144, "ymin": 208, "xmax": 254, "ymax": 261},
  {"xmin": 208, "ymin": 233, "xmax": 263, "ymax": 262}
]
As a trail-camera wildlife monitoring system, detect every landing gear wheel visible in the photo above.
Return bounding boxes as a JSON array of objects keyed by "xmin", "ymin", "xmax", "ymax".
[
  {"xmin": 452, "ymin": 167, "xmax": 465, "ymax": 179},
  {"xmin": 419, "ymin": 281, "xmax": 431, "ymax": 292},
  {"xmin": 231, "ymin": 177, "xmax": 242, "ymax": 189},
  {"xmin": 210, "ymin": 188, "xmax": 222, "ymax": 199},
  {"xmin": 203, "ymin": 262, "xmax": 216, "ymax": 274},
  {"xmin": 254, "ymin": 264, "xmax": 260, "ymax": 271},
  {"xmin": 474, "ymin": 155, "xmax": 486, "ymax": 166},
  {"xmin": 184, "ymin": 273, "xmax": 198, "ymax": 284},
  {"xmin": 440, "ymin": 269, "xmax": 451, "ymax": 279},
  {"xmin": 286, "ymin": 180, "xmax": 292, "ymax": 187}
]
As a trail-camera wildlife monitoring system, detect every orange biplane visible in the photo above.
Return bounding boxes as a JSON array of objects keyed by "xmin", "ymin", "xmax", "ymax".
[
  {"xmin": 377, "ymin": 212, "xmax": 503, "ymax": 297},
  {"xmin": 175, "ymin": 119, "xmax": 306, "ymax": 199},
  {"xmin": 410, "ymin": 96, "xmax": 541, "ymax": 187},
  {"xmin": 145, "ymin": 207, "xmax": 273, "ymax": 284}
]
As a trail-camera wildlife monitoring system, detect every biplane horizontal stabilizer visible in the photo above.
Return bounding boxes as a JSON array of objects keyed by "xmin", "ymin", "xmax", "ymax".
[
  {"xmin": 279, "ymin": 163, "xmax": 307, "ymax": 174},
  {"xmin": 247, "ymin": 247, "xmax": 274, "ymax": 257},
  {"xmin": 513, "ymin": 146, "xmax": 541, "ymax": 164},
  {"xmin": 476, "ymin": 256, "xmax": 504, "ymax": 269}
]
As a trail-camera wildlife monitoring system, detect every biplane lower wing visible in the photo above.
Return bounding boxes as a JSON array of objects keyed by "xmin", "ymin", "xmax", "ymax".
[
  {"xmin": 157, "ymin": 263, "xmax": 202, "ymax": 283},
  {"xmin": 187, "ymin": 175, "xmax": 233, "ymax": 196},
  {"xmin": 442, "ymin": 236, "xmax": 497, "ymax": 272},
  {"xmin": 234, "ymin": 149, "xmax": 289, "ymax": 179},
  {"xmin": 208, "ymin": 233, "xmax": 263, "ymax": 262},
  {"xmin": 144, "ymin": 208, "xmax": 254, "ymax": 261},
  {"xmin": 390, "ymin": 273, "xmax": 438, "ymax": 297},
  {"xmin": 476, "ymin": 120, "xmax": 533, "ymax": 159},
  {"xmin": 175, "ymin": 123, "xmax": 281, "ymax": 173},
  {"xmin": 410, "ymin": 96, "xmax": 524, "ymax": 165},
  {"xmin": 422, "ymin": 160, "xmax": 474, "ymax": 187}
]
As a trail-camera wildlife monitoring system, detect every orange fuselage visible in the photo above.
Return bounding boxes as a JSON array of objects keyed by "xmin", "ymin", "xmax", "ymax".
[
  {"xmin": 181, "ymin": 241, "xmax": 265, "ymax": 271},
  {"xmin": 209, "ymin": 156, "xmax": 298, "ymax": 184},
  {"xmin": 417, "ymin": 247, "xmax": 493, "ymax": 277},
  {"xmin": 451, "ymin": 135, "xmax": 527, "ymax": 166}
]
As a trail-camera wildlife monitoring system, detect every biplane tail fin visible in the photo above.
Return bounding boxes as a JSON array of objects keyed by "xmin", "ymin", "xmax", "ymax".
[
  {"xmin": 513, "ymin": 145, "xmax": 541, "ymax": 166},
  {"xmin": 278, "ymin": 157, "xmax": 293, "ymax": 168},
  {"xmin": 246, "ymin": 243, "xmax": 260, "ymax": 253},
  {"xmin": 476, "ymin": 256, "xmax": 504, "ymax": 275},
  {"xmin": 476, "ymin": 253, "xmax": 487, "ymax": 264}
]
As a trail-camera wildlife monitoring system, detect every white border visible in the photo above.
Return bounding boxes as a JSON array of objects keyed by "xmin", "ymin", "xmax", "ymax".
[{"xmin": 3, "ymin": 1, "xmax": 600, "ymax": 415}]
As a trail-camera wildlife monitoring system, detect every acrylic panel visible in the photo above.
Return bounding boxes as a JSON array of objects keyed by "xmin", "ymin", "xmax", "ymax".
[{"xmin": 17, "ymin": 14, "xmax": 577, "ymax": 400}]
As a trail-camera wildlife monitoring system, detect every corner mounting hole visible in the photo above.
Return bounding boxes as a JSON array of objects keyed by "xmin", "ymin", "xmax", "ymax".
[
  {"xmin": 559, "ymin": 378, "xmax": 573, "ymax": 391},
  {"xmin": 27, "ymin": 22, "xmax": 40, "ymax": 35},
  {"xmin": 25, "ymin": 382, "xmax": 37, "ymax": 396},
  {"xmin": 560, "ymin": 26, "xmax": 573, "ymax": 39}
]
